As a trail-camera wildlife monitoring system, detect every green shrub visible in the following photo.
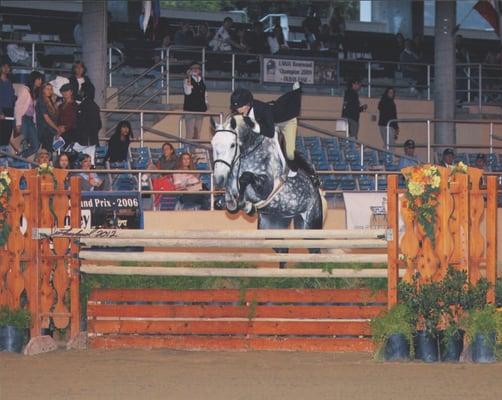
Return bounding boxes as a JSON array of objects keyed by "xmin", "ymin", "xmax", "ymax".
[{"xmin": 0, "ymin": 306, "xmax": 31, "ymax": 331}]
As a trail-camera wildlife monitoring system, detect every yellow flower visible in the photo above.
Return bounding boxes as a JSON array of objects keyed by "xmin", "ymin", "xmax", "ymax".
[
  {"xmin": 431, "ymin": 175, "xmax": 441, "ymax": 188},
  {"xmin": 0, "ymin": 183, "xmax": 4, "ymax": 193},
  {"xmin": 39, "ymin": 163, "xmax": 48, "ymax": 169},
  {"xmin": 409, "ymin": 181, "xmax": 425, "ymax": 196}
]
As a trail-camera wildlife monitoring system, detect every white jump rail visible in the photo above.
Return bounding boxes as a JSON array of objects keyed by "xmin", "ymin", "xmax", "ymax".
[{"xmin": 80, "ymin": 265, "xmax": 403, "ymax": 278}]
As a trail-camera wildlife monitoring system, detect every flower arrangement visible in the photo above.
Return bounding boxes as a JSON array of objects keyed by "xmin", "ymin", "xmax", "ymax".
[
  {"xmin": 403, "ymin": 164, "xmax": 441, "ymax": 247},
  {"xmin": 0, "ymin": 170, "xmax": 12, "ymax": 246},
  {"xmin": 449, "ymin": 161, "xmax": 468, "ymax": 181}
]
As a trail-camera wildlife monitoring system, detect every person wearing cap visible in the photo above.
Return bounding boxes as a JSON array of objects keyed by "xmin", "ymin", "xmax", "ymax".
[
  {"xmin": 0, "ymin": 59, "xmax": 15, "ymax": 146},
  {"xmin": 58, "ymin": 83, "xmax": 77, "ymax": 145},
  {"xmin": 342, "ymin": 78, "xmax": 367, "ymax": 139},
  {"xmin": 183, "ymin": 61, "xmax": 207, "ymax": 140},
  {"xmin": 230, "ymin": 84, "xmax": 319, "ymax": 186},
  {"xmin": 398, "ymin": 139, "xmax": 421, "ymax": 169},
  {"xmin": 439, "ymin": 148, "xmax": 455, "ymax": 168}
]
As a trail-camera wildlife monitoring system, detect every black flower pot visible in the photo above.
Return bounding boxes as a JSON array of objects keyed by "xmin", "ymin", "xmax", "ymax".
[
  {"xmin": 439, "ymin": 330, "xmax": 464, "ymax": 362},
  {"xmin": 383, "ymin": 333, "xmax": 410, "ymax": 361},
  {"xmin": 0, "ymin": 326, "xmax": 24, "ymax": 353},
  {"xmin": 471, "ymin": 332, "xmax": 496, "ymax": 363},
  {"xmin": 414, "ymin": 331, "xmax": 439, "ymax": 362}
]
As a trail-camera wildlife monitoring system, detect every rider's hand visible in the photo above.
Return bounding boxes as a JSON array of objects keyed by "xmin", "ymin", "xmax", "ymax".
[{"xmin": 243, "ymin": 116, "xmax": 255, "ymax": 129}]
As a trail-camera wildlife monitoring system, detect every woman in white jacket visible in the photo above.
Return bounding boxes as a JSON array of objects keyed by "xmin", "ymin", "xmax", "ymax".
[{"xmin": 14, "ymin": 71, "xmax": 43, "ymax": 157}]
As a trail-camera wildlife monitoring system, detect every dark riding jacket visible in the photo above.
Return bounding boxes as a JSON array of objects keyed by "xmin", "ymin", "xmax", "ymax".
[{"xmin": 247, "ymin": 88, "xmax": 302, "ymax": 138}]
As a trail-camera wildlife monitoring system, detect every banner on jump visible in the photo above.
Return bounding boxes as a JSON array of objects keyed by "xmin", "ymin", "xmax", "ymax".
[
  {"xmin": 63, "ymin": 192, "xmax": 143, "ymax": 229},
  {"xmin": 263, "ymin": 57, "xmax": 314, "ymax": 84}
]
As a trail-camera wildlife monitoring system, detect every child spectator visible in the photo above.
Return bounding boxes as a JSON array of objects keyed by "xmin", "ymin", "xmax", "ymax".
[
  {"xmin": 36, "ymin": 148, "xmax": 52, "ymax": 166},
  {"xmin": 58, "ymin": 84, "xmax": 78, "ymax": 146},
  {"xmin": 55, "ymin": 152, "xmax": 70, "ymax": 169},
  {"xmin": 79, "ymin": 154, "xmax": 103, "ymax": 191},
  {"xmin": 173, "ymin": 152, "xmax": 208, "ymax": 210},
  {"xmin": 183, "ymin": 61, "xmax": 207, "ymax": 140},
  {"xmin": 0, "ymin": 60, "xmax": 15, "ymax": 146},
  {"xmin": 15, "ymin": 71, "xmax": 43, "ymax": 158},
  {"xmin": 156, "ymin": 142, "xmax": 178, "ymax": 170},
  {"xmin": 36, "ymin": 83, "xmax": 61, "ymax": 152},
  {"xmin": 105, "ymin": 120, "xmax": 133, "ymax": 163}
]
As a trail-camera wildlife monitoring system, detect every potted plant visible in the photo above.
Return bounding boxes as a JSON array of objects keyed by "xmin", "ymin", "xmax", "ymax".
[
  {"xmin": 439, "ymin": 266, "xmax": 489, "ymax": 362},
  {"xmin": 0, "ymin": 306, "xmax": 31, "ymax": 353},
  {"xmin": 399, "ymin": 277, "xmax": 442, "ymax": 362},
  {"xmin": 464, "ymin": 305, "xmax": 502, "ymax": 363},
  {"xmin": 371, "ymin": 304, "xmax": 415, "ymax": 361}
]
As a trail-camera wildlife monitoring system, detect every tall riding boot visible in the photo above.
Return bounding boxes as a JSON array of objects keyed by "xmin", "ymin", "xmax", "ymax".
[{"xmin": 294, "ymin": 151, "xmax": 321, "ymax": 187}]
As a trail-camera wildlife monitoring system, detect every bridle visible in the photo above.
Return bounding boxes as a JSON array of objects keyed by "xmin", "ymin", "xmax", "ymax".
[{"xmin": 212, "ymin": 129, "xmax": 239, "ymax": 170}]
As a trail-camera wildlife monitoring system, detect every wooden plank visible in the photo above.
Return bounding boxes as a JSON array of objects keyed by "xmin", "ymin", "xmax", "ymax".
[
  {"xmin": 486, "ymin": 176, "xmax": 497, "ymax": 303},
  {"xmin": 69, "ymin": 176, "xmax": 81, "ymax": 338},
  {"xmin": 80, "ymin": 238, "xmax": 387, "ymax": 249},
  {"xmin": 89, "ymin": 288, "xmax": 387, "ymax": 304},
  {"xmin": 387, "ymin": 175, "xmax": 399, "ymax": 308},
  {"xmin": 87, "ymin": 304, "xmax": 385, "ymax": 319},
  {"xmin": 89, "ymin": 335, "xmax": 373, "ymax": 352},
  {"xmin": 39, "ymin": 228, "xmax": 387, "ymax": 240},
  {"xmin": 81, "ymin": 266, "xmax": 400, "ymax": 278},
  {"xmin": 89, "ymin": 319, "xmax": 371, "ymax": 336},
  {"xmin": 27, "ymin": 174, "xmax": 41, "ymax": 338},
  {"xmin": 79, "ymin": 251, "xmax": 388, "ymax": 264}
]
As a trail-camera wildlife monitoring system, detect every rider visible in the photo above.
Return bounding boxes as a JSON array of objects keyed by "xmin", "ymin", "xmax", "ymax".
[{"xmin": 229, "ymin": 85, "xmax": 320, "ymax": 186}]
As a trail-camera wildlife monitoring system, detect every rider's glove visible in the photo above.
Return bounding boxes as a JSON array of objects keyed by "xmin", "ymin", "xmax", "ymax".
[{"xmin": 243, "ymin": 116, "xmax": 255, "ymax": 129}]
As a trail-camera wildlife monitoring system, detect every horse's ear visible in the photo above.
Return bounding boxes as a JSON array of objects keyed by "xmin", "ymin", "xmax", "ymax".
[
  {"xmin": 209, "ymin": 117, "xmax": 216, "ymax": 134},
  {"xmin": 230, "ymin": 117, "xmax": 237, "ymax": 130}
]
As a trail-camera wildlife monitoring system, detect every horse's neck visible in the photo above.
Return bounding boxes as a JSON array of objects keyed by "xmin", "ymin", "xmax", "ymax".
[{"xmin": 244, "ymin": 133, "xmax": 283, "ymax": 179}]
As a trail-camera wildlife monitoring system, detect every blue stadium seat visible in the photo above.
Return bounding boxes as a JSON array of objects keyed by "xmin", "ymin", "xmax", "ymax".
[
  {"xmin": 109, "ymin": 161, "xmax": 138, "ymax": 191},
  {"xmin": 94, "ymin": 145, "xmax": 108, "ymax": 167},
  {"xmin": 130, "ymin": 147, "xmax": 151, "ymax": 169}
]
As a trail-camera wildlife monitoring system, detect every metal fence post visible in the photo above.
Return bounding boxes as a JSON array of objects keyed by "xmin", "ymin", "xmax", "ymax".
[
  {"xmin": 375, "ymin": 173, "xmax": 379, "ymax": 191},
  {"xmin": 427, "ymin": 64, "xmax": 431, "ymax": 100},
  {"xmin": 367, "ymin": 61, "xmax": 371, "ymax": 98},
  {"xmin": 467, "ymin": 65, "xmax": 471, "ymax": 103},
  {"xmin": 210, "ymin": 173, "xmax": 214, "ymax": 211},
  {"xmin": 490, "ymin": 122, "xmax": 494, "ymax": 154},
  {"xmin": 360, "ymin": 144, "xmax": 364, "ymax": 168},
  {"xmin": 31, "ymin": 42, "xmax": 35, "ymax": 68},
  {"xmin": 140, "ymin": 112, "xmax": 144, "ymax": 147},
  {"xmin": 108, "ymin": 47, "xmax": 112, "ymax": 87},
  {"xmin": 166, "ymin": 47, "xmax": 170, "ymax": 104},
  {"xmin": 231, "ymin": 53, "xmax": 236, "ymax": 92},
  {"xmin": 160, "ymin": 49, "xmax": 165, "ymax": 89},
  {"xmin": 202, "ymin": 47, "xmax": 206, "ymax": 80},
  {"xmin": 478, "ymin": 63, "xmax": 482, "ymax": 113},
  {"xmin": 178, "ymin": 117, "xmax": 183, "ymax": 146},
  {"xmin": 427, "ymin": 119, "xmax": 431, "ymax": 163},
  {"xmin": 386, "ymin": 123, "xmax": 390, "ymax": 151}
]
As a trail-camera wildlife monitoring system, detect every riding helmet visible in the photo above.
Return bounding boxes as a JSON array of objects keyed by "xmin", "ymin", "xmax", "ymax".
[{"xmin": 230, "ymin": 88, "xmax": 253, "ymax": 111}]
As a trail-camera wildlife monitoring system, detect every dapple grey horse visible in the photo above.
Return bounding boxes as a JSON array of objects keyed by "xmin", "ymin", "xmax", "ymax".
[{"xmin": 211, "ymin": 115, "xmax": 326, "ymax": 265}]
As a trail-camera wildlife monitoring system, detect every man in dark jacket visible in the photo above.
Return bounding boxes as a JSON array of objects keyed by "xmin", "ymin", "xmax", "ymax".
[
  {"xmin": 230, "ymin": 86, "xmax": 319, "ymax": 186},
  {"xmin": 74, "ymin": 82, "xmax": 101, "ymax": 165},
  {"xmin": 342, "ymin": 78, "xmax": 367, "ymax": 139}
]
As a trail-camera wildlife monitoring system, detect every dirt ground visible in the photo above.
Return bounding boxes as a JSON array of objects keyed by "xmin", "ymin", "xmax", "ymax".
[{"xmin": 1, "ymin": 350, "xmax": 501, "ymax": 400}]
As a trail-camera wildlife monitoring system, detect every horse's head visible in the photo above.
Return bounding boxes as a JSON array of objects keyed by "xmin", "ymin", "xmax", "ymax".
[{"xmin": 211, "ymin": 115, "xmax": 246, "ymax": 188}]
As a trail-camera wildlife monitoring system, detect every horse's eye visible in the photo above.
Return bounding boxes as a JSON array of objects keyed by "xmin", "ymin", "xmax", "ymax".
[{"xmin": 230, "ymin": 143, "xmax": 236, "ymax": 148}]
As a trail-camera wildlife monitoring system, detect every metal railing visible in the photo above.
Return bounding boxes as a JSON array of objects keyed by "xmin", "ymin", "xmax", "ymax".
[
  {"xmin": 386, "ymin": 119, "xmax": 502, "ymax": 163},
  {"xmin": 100, "ymin": 108, "xmax": 223, "ymax": 146}
]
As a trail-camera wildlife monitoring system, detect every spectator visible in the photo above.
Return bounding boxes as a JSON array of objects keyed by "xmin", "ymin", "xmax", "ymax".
[
  {"xmin": 474, "ymin": 154, "xmax": 487, "ymax": 170},
  {"xmin": 183, "ymin": 61, "xmax": 207, "ymax": 140},
  {"xmin": 439, "ymin": 148, "xmax": 455, "ymax": 168},
  {"xmin": 174, "ymin": 22, "xmax": 194, "ymax": 46},
  {"xmin": 7, "ymin": 32, "xmax": 31, "ymax": 66},
  {"xmin": 74, "ymin": 82, "xmax": 101, "ymax": 164},
  {"xmin": 36, "ymin": 83, "xmax": 61, "ymax": 152},
  {"xmin": 412, "ymin": 34, "xmax": 425, "ymax": 60},
  {"xmin": 246, "ymin": 22, "xmax": 268, "ymax": 54},
  {"xmin": 69, "ymin": 61, "xmax": 94, "ymax": 103},
  {"xmin": 55, "ymin": 152, "xmax": 70, "ymax": 169},
  {"xmin": 193, "ymin": 23, "xmax": 212, "ymax": 47},
  {"xmin": 302, "ymin": 6, "xmax": 321, "ymax": 41},
  {"xmin": 341, "ymin": 78, "xmax": 367, "ymax": 139},
  {"xmin": 173, "ymin": 152, "xmax": 208, "ymax": 210},
  {"xmin": 398, "ymin": 139, "xmax": 421, "ymax": 169},
  {"xmin": 210, "ymin": 17, "xmax": 242, "ymax": 52},
  {"xmin": 319, "ymin": 24, "xmax": 335, "ymax": 51},
  {"xmin": 377, "ymin": 87, "xmax": 399, "ymax": 148},
  {"xmin": 329, "ymin": 7, "xmax": 346, "ymax": 54},
  {"xmin": 235, "ymin": 27, "xmax": 249, "ymax": 52},
  {"xmin": 79, "ymin": 154, "xmax": 103, "ymax": 191},
  {"xmin": 303, "ymin": 25, "xmax": 317, "ymax": 49},
  {"xmin": 35, "ymin": 148, "xmax": 52, "ymax": 166},
  {"xmin": 156, "ymin": 142, "xmax": 178, "ymax": 170},
  {"xmin": 105, "ymin": 120, "xmax": 133, "ymax": 163},
  {"xmin": 0, "ymin": 60, "xmax": 15, "ymax": 146},
  {"xmin": 268, "ymin": 24, "xmax": 288, "ymax": 55},
  {"xmin": 15, "ymin": 70, "xmax": 43, "ymax": 158},
  {"xmin": 58, "ymin": 84, "xmax": 78, "ymax": 146}
]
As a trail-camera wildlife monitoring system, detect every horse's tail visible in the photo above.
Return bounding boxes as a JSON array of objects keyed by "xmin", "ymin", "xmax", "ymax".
[{"xmin": 318, "ymin": 189, "xmax": 328, "ymax": 227}]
